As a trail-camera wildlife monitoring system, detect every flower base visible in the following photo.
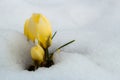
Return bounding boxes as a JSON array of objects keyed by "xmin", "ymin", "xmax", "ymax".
[{"xmin": 26, "ymin": 32, "xmax": 75, "ymax": 71}]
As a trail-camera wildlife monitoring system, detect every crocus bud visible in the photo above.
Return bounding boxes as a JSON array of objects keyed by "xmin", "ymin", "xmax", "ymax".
[
  {"xmin": 31, "ymin": 44, "xmax": 45, "ymax": 64},
  {"xmin": 24, "ymin": 13, "xmax": 52, "ymax": 49}
]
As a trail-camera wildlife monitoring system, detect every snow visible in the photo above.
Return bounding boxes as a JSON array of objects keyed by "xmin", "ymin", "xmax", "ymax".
[{"xmin": 0, "ymin": 0, "xmax": 120, "ymax": 80}]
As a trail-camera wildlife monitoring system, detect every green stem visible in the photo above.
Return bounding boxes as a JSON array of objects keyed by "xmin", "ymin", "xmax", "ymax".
[{"xmin": 45, "ymin": 48, "xmax": 49, "ymax": 61}]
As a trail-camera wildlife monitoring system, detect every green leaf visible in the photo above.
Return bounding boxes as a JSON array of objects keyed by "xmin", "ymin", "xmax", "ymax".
[
  {"xmin": 56, "ymin": 40, "xmax": 75, "ymax": 51},
  {"xmin": 52, "ymin": 31, "xmax": 57, "ymax": 39}
]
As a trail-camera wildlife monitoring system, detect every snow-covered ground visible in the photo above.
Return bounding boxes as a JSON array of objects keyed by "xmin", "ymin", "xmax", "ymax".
[{"xmin": 0, "ymin": 0, "xmax": 120, "ymax": 80}]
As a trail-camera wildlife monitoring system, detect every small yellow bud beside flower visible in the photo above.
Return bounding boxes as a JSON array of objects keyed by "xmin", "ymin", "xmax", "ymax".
[
  {"xmin": 24, "ymin": 13, "xmax": 52, "ymax": 49},
  {"xmin": 31, "ymin": 44, "xmax": 44, "ymax": 64}
]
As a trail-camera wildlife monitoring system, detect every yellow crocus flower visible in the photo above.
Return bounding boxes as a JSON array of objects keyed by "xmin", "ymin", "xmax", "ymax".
[
  {"xmin": 31, "ymin": 44, "xmax": 45, "ymax": 65},
  {"xmin": 24, "ymin": 13, "xmax": 52, "ymax": 49}
]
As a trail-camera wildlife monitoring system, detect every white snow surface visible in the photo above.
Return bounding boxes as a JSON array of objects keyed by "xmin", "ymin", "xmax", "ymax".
[{"xmin": 0, "ymin": 0, "xmax": 120, "ymax": 80}]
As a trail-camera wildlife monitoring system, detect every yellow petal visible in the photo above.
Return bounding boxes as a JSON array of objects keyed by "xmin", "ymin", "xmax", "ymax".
[
  {"xmin": 24, "ymin": 19, "xmax": 29, "ymax": 37},
  {"xmin": 24, "ymin": 13, "xmax": 52, "ymax": 48}
]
